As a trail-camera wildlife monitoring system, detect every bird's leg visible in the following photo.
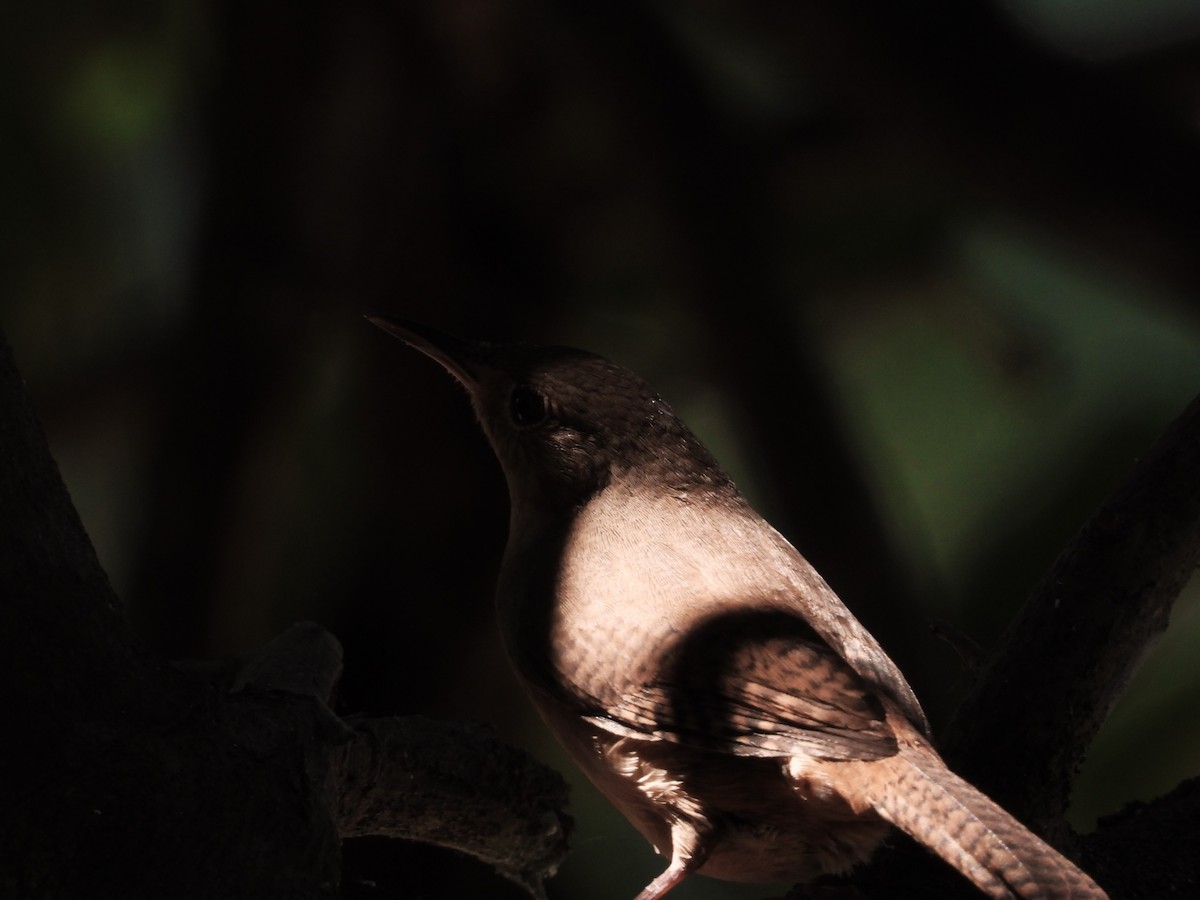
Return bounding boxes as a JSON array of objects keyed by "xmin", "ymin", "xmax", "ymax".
[
  {"xmin": 634, "ymin": 860, "xmax": 691, "ymax": 900},
  {"xmin": 633, "ymin": 820, "xmax": 711, "ymax": 900}
]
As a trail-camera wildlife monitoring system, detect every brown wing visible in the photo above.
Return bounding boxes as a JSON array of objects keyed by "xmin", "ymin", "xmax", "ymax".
[{"xmin": 586, "ymin": 609, "xmax": 899, "ymax": 761}]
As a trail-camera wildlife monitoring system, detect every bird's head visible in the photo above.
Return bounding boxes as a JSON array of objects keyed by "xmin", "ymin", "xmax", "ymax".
[{"xmin": 368, "ymin": 314, "xmax": 731, "ymax": 516}]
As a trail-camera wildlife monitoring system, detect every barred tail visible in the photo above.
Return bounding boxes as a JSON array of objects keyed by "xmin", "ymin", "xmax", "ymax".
[{"xmin": 873, "ymin": 750, "xmax": 1107, "ymax": 899}]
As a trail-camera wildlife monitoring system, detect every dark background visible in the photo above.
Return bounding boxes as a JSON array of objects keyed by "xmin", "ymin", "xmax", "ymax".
[{"xmin": 4, "ymin": 2, "xmax": 1200, "ymax": 897}]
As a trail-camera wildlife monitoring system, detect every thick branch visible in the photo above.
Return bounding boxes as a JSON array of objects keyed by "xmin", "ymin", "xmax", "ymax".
[
  {"xmin": 945, "ymin": 392, "xmax": 1200, "ymax": 830},
  {"xmin": 332, "ymin": 716, "xmax": 571, "ymax": 899},
  {"xmin": 233, "ymin": 623, "xmax": 572, "ymax": 896}
]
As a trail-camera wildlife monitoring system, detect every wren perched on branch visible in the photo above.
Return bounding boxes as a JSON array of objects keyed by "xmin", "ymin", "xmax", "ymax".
[{"xmin": 369, "ymin": 315, "xmax": 1107, "ymax": 900}]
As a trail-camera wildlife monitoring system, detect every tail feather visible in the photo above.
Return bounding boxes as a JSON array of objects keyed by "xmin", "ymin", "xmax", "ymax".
[{"xmin": 872, "ymin": 750, "xmax": 1107, "ymax": 899}]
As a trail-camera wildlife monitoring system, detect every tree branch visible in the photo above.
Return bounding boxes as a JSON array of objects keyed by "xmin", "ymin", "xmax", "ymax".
[
  {"xmin": 332, "ymin": 717, "xmax": 571, "ymax": 899},
  {"xmin": 944, "ymin": 391, "xmax": 1200, "ymax": 834}
]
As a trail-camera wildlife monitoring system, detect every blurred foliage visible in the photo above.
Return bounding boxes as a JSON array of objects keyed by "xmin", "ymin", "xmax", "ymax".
[{"xmin": 3, "ymin": 1, "xmax": 1199, "ymax": 898}]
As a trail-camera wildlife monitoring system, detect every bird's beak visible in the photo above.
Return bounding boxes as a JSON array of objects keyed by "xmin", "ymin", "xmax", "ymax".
[{"xmin": 365, "ymin": 313, "xmax": 483, "ymax": 390}]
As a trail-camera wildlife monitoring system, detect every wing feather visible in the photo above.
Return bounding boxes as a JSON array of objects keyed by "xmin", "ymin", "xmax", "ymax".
[{"xmin": 585, "ymin": 609, "xmax": 899, "ymax": 761}]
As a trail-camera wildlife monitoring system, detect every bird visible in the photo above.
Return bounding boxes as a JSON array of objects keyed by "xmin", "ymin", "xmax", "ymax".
[{"xmin": 367, "ymin": 314, "xmax": 1108, "ymax": 900}]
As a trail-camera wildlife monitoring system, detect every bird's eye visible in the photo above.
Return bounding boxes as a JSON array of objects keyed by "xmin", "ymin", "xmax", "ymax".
[{"xmin": 510, "ymin": 386, "xmax": 549, "ymax": 427}]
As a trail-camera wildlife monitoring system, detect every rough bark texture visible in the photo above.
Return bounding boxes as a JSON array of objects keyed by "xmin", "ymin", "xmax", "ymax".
[{"xmin": 334, "ymin": 717, "xmax": 570, "ymax": 897}]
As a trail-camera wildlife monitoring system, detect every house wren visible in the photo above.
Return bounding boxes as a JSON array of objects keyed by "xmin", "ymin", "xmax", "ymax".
[{"xmin": 368, "ymin": 315, "xmax": 1107, "ymax": 900}]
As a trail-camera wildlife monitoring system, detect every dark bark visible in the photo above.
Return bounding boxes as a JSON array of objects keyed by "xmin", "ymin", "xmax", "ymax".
[
  {"xmin": 334, "ymin": 716, "xmax": 570, "ymax": 897},
  {"xmin": 944, "ymin": 392, "xmax": 1200, "ymax": 834}
]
